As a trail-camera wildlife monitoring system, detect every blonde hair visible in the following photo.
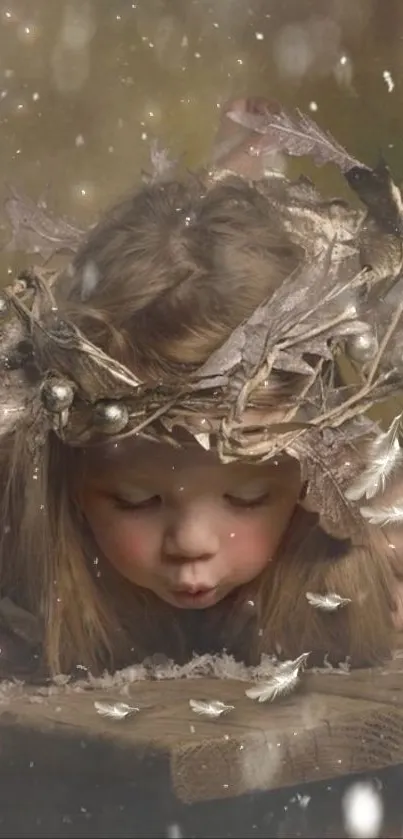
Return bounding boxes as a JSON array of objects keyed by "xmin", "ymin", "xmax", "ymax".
[{"xmin": 0, "ymin": 174, "xmax": 397, "ymax": 674}]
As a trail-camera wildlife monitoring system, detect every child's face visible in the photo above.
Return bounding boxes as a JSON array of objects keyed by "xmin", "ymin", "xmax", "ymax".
[{"xmin": 80, "ymin": 441, "xmax": 301, "ymax": 609}]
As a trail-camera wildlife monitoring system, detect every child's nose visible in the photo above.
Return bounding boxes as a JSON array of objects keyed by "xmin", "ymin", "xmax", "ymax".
[{"xmin": 162, "ymin": 507, "xmax": 219, "ymax": 562}]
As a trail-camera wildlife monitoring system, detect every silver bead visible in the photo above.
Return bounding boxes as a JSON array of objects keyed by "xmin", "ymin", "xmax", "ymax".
[
  {"xmin": 41, "ymin": 379, "xmax": 75, "ymax": 412},
  {"xmin": 345, "ymin": 330, "xmax": 379, "ymax": 363},
  {"xmin": 93, "ymin": 401, "xmax": 129, "ymax": 434}
]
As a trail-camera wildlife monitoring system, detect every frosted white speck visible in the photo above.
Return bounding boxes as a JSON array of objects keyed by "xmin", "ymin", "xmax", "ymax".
[
  {"xmin": 273, "ymin": 24, "xmax": 311, "ymax": 79},
  {"xmin": 383, "ymin": 70, "xmax": 395, "ymax": 93},
  {"xmin": 166, "ymin": 825, "xmax": 183, "ymax": 839},
  {"xmin": 342, "ymin": 782, "xmax": 383, "ymax": 838}
]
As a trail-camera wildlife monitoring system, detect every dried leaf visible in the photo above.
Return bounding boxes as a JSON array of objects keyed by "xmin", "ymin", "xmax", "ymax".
[
  {"xmin": 94, "ymin": 701, "xmax": 139, "ymax": 720},
  {"xmin": 226, "ymin": 103, "xmax": 365, "ymax": 173},
  {"xmin": 346, "ymin": 160, "xmax": 403, "ymax": 236},
  {"xmin": 5, "ymin": 290, "xmax": 144, "ymax": 404},
  {"xmin": 305, "ymin": 591, "xmax": 352, "ymax": 611},
  {"xmin": 245, "ymin": 653, "xmax": 309, "ymax": 703},
  {"xmin": 196, "ymin": 244, "xmax": 354, "ymax": 387},
  {"xmin": 142, "ymin": 140, "xmax": 180, "ymax": 184},
  {"xmin": 345, "ymin": 414, "xmax": 403, "ymax": 501},
  {"xmin": 3, "ymin": 183, "xmax": 84, "ymax": 260},
  {"xmin": 193, "ymin": 432, "xmax": 210, "ymax": 451},
  {"xmin": 189, "ymin": 699, "xmax": 235, "ymax": 717},
  {"xmin": 360, "ymin": 504, "xmax": 403, "ymax": 526},
  {"xmin": 293, "ymin": 433, "xmax": 360, "ymax": 539},
  {"xmin": 272, "ymin": 351, "xmax": 314, "ymax": 376}
]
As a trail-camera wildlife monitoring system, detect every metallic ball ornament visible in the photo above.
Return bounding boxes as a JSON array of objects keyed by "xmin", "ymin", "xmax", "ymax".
[
  {"xmin": 41, "ymin": 378, "xmax": 75, "ymax": 413},
  {"xmin": 345, "ymin": 329, "xmax": 379, "ymax": 364},
  {"xmin": 92, "ymin": 400, "xmax": 130, "ymax": 435}
]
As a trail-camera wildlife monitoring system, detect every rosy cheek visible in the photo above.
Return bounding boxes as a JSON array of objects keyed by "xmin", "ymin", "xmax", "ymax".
[
  {"xmin": 88, "ymin": 509, "xmax": 150, "ymax": 571},
  {"xmin": 225, "ymin": 520, "xmax": 276, "ymax": 561},
  {"xmin": 108, "ymin": 520, "xmax": 150, "ymax": 564}
]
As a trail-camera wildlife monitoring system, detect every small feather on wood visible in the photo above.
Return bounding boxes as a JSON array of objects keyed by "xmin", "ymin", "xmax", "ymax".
[
  {"xmin": 94, "ymin": 701, "xmax": 140, "ymax": 720},
  {"xmin": 305, "ymin": 591, "xmax": 352, "ymax": 611},
  {"xmin": 189, "ymin": 699, "xmax": 235, "ymax": 717},
  {"xmin": 345, "ymin": 414, "xmax": 403, "ymax": 502},
  {"xmin": 359, "ymin": 503, "xmax": 403, "ymax": 526},
  {"xmin": 245, "ymin": 652, "xmax": 310, "ymax": 703}
]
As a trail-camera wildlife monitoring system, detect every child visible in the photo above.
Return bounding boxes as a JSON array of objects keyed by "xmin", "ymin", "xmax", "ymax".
[{"xmin": 1, "ymin": 164, "xmax": 403, "ymax": 678}]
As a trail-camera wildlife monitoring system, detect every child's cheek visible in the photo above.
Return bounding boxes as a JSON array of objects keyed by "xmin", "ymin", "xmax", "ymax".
[
  {"xmin": 114, "ymin": 519, "xmax": 154, "ymax": 562},
  {"xmin": 99, "ymin": 516, "xmax": 157, "ymax": 572},
  {"xmin": 225, "ymin": 518, "xmax": 278, "ymax": 564}
]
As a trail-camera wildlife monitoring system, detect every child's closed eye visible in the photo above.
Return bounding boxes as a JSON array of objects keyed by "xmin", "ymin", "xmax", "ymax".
[
  {"xmin": 110, "ymin": 494, "xmax": 161, "ymax": 511},
  {"xmin": 224, "ymin": 491, "xmax": 271, "ymax": 509},
  {"xmin": 111, "ymin": 493, "xmax": 270, "ymax": 511}
]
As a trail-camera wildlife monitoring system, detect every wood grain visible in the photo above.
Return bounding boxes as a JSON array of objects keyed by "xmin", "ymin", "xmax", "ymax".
[{"xmin": 2, "ymin": 658, "xmax": 403, "ymax": 803}]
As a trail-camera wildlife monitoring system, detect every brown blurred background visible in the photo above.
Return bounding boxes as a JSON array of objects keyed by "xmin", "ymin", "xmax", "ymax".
[{"xmin": 0, "ymin": 0, "xmax": 402, "ymax": 228}]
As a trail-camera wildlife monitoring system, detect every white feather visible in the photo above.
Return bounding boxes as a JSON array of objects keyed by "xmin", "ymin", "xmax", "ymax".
[
  {"xmin": 189, "ymin": 699, "xmax": 234, "ymax": 717},
  {"xmin": 94, "ymin": 701, "xmax": 139, "ymax": 720},
  {"xmin": 305, "ymin": 591, "xmax": 351, "ymax": 611},
  {"xmin": 345, "ymin": 415, "xmax": 403, "ymax": 501},
  {"xmin": 245, "ymin": 669, "xmax": 300, "ymax": 703},
  {"xmin": 360, "ymin": 503, "xmax": 403, "ymax": 526},
  {"xmin": 245, "ymin": 652, "xmax": 310, "ymax": 703}
]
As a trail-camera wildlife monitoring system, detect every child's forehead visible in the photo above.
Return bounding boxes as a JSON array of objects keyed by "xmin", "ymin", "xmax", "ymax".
[{"xmin": 84, "ymin": 438, "xmax": 297, "ymax": 478}]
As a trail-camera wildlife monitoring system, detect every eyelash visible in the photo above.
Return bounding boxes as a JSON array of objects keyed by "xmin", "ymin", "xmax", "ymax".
[
  {"xmin": 111, "ymin": 495, "xmax": 160, "ymax": 511},
  {"xmin": 111, "ymin": 493, "xmax": 271, "ymax": 511}
]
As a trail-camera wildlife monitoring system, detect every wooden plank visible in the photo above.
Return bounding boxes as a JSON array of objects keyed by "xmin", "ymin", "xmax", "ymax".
[{"xmin": 1, "ymin": 661, "xmax": 403, "ymax": 803}]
